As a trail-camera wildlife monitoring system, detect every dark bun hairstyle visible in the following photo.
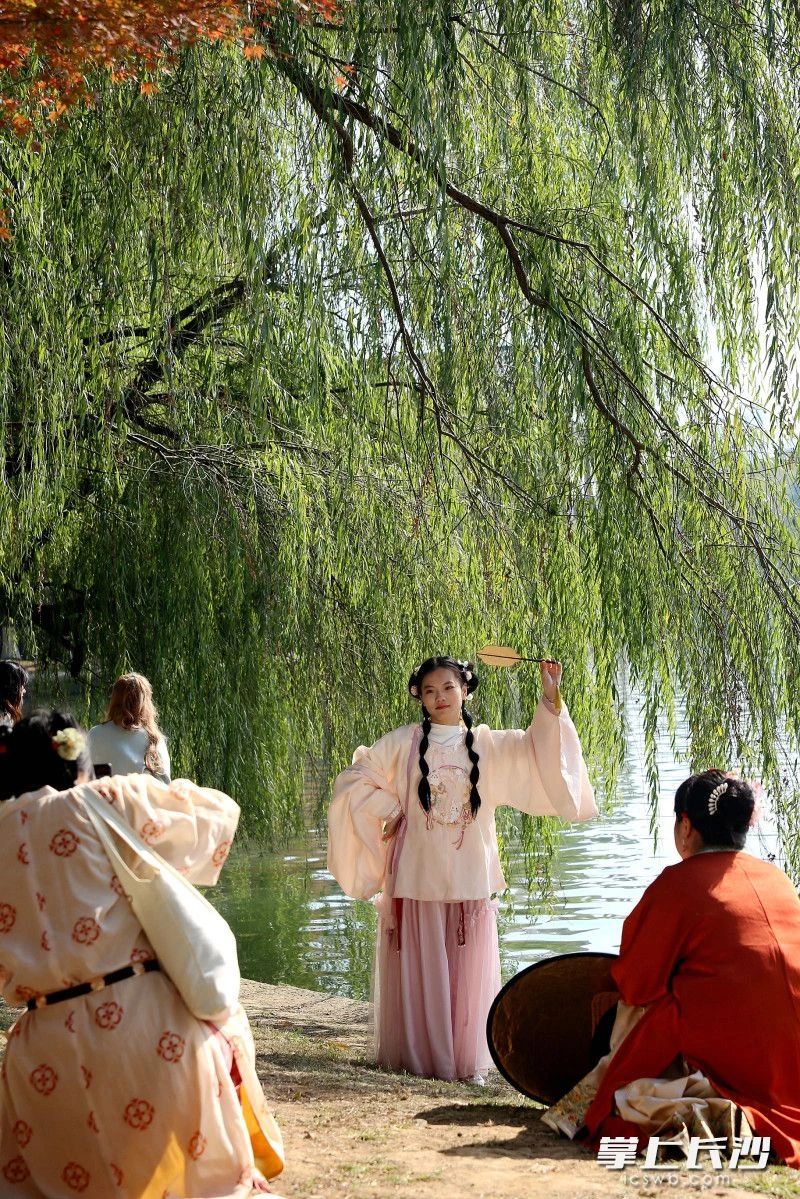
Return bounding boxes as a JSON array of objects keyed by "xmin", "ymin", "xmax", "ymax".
[
  {"xmin": 674, "ymin": 769, "xmax": 755, "ymax": 850},
  {"xmin": 0, "ymin": 710, "xmax": 94, "ymax": 802},
  {"xmin": 0, "ymin": 660, "xmax": 29, "ymax": 725},
  {"xmin": 407, "ymin": 656, "xmax": 481, "ymax": 818}
]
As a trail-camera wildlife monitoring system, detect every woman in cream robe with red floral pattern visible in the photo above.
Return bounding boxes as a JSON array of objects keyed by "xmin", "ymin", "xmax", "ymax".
[{"xmin": 0, "ymin": 765, "xmax": 283, "ymax": 1198}]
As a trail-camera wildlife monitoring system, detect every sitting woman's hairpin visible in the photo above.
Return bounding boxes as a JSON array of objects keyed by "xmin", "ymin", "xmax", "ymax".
[{"xmin": 707, "ymin": 780, "xmax": 728, "ymax": 816}]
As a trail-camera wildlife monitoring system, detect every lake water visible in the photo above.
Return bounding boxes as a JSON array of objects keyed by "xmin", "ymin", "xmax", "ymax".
[{"xmin": 209, "ymin": 706, "xmax": 781, "ymax": 1000}]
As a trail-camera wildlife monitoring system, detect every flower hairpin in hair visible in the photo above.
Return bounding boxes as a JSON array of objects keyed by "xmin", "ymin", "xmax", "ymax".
[
  {"xmin": 456, "ymin": 659, "xmax": 473, "ymax": 681},
  {"xmin": 707, "ymin": 780, "xmax": 728, "ymax": 816},
  {"xmin": 409, "ymin": 683, "xmax": 420, "ymax": 699},
  {"xmin": 52, "ymin": 728, "xmax": 85, "ymax": 762}
]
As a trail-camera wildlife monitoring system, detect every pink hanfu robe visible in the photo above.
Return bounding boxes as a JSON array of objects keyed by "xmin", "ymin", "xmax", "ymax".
[
  {"xmin": 0, "ymin": 776, "xmax": 284, "ymax": 1198},
  {"xmin": 328, "ymin": 697, "xmax": 596, "ymax": 1080}
]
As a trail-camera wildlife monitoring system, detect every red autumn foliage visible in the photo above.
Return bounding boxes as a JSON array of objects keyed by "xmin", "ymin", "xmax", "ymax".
[{"xmin": 0, "ymin": 1, "xmax": 339, "ymax": 121}]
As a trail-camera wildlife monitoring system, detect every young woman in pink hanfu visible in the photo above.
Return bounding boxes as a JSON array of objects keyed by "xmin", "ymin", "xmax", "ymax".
[
  {"xmin": 327, "ymin": 655, "xmax": 596, "ymax": 1084},
  {"xmin": 0, "ymin": 710, "xmax": 283, "ymax": 1199}
]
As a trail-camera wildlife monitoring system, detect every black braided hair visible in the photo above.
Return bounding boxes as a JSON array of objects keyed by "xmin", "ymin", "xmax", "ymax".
[
  {"xmin": 461, "ymin": 706, "xmax": 481, "ymax": 818},
  {"xmin": 418, "ymin": 710, "xmax": 433, "ymax": 811},
  {"xmin": 408, "ymin": 656, "xmax": 481, "ymax": 816}
]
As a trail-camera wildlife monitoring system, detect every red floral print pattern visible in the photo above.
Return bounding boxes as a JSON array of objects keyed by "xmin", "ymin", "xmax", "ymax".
[
  {"xmin": 12, "ymin": 1120, "xmax": 32, "ymax": 1149},
  {"xmin": 20, "ymin": 810, "xmax": 28, "ymax": 824},
  {"xmin": 72, "ymin": 916, "xmax": 100, "ymax": 945},
  {"xmin": 157, "ymin": 1031, "xmax": 185, "ymax": 1063},
  {"xmin": 124, "ymin": 1098, "xmax": 154, "ymax": 1130},
  {"xmin": 65, "ymin": 1010, "xmax": 76, "ymax": 1032},
  {"xmin": 17, "ymin": 843, "xmax": 29, "ymax": 865},
  {"xmin": 30, "ymin": 1064, "xmax": 58, "ymax": 1095},
  {"xmin": 15, "ymin": 984, "xmax": 37, "ymax": 1002},
  {"xmin": 36, "ymin": 891, "xmax": 46, "ymax": 910},
  {"xmin": 2, "ymin": 1157, "xmax": 30, "ymax": 1183},
  {"xmin": 87, "ymin": 1110, "xmax": 99, "ymax": 1133},
  {"xmin": 95, "ymin": 1002, "xmax": 123, "ymax": 1030},
  {"xmin": 50, "ymin": 829, "xmax": 79, "ymax": 856},
  {"xmin": 0, "ymin": 903, "xmax": 16, "ymax": 933},
  {"xmin": 110, "ymin": 1164, "xmax": 123, "ymax": 1186},
  {"xmin": 41, "ymin": 930, "xmax": 51, "ymax": 951},
  {"xmin": 130, "ymin": 947, "xmax": 154, "ymax": 963},
  {"xmin": 62, "ymin": 1162, "xmax": 90, "ymax": 1191},
  {"xmin": 140, "ymin": 819, "xmax": 167, "ymax": 844},
  {"xmin": 212, "ymin": 840, "xmax": 231, "ymax": 867},
  {"xmin": 81, "ymin": 1066, "xmax": 92, "ymax": 1088},
  {"xmin": 109, "ymin": 874, "xmax": 124, "ymax": 896},
  {"xmin": 188, "ymin": 1131, "xmax": 207, "ymax": 1160}
]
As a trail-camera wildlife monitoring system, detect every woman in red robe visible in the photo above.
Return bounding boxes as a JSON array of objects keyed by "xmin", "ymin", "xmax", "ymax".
[{"xmin": 583, "ymin": 769, "xmax": 800, "ymax": 1167}]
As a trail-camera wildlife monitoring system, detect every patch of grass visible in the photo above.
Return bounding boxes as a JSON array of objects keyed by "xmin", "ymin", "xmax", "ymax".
[
  {"xmin": 338, "ymin": 1159, "xmax": 422, "ymax": 1185},
  {"xmin": 0, "ymin": 998, "xmax": 19, "ymax": 1034},
  {"xmin": 737, "ymin": 1169, "xmax": 800, "ymax": 1198}
]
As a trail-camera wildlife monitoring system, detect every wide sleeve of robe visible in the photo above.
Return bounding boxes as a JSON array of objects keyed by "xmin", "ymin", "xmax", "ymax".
[
  {"xmin": 327, "ymin": 727, "xmax": 408, "ymax": 900},
  {"xmin": 87, "ymin": 774, "xmax": 240, "ymax": 885},
  {"xmin": 482, "ymin": 695, "xmax": 596, "ymax": 821}
]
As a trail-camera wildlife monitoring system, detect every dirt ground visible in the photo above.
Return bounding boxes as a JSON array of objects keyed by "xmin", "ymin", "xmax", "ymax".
[
  {"xmin": 237, "ymin": 980, "xmax": 800, "ymax": 1199},
  {"xmin": 3, "ymin": 982, "xmax": 800, "ymax": 1199}
]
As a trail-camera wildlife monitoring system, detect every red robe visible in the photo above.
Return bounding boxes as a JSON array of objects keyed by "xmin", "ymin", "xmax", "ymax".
[{"xmin": 583, "ymin": 851, "xmax": 800, "ymax": 1167}]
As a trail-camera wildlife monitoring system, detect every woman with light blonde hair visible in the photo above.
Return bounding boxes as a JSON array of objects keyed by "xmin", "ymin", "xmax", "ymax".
[{"xmin": 87, "ymin": 672, "xmax": 171, "ymax": 782}]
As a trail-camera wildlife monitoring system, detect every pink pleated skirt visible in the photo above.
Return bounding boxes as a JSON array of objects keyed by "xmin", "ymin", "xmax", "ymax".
[{"xmin": 373, "ymin": 896, "xmax": 501, "ymax": 1081}]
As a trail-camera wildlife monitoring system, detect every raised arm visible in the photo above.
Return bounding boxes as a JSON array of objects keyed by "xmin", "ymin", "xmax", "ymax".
[
  {"xmin": 89, "ymin": 773, "xmax": 239, "ymax": 885},
  {"xmin": 327, "ymin": 728, "xmax": 407, "ymax": 900},
  {"xmin": 483, "ymin": 663, "xmax": 596, "ymax": 820}
]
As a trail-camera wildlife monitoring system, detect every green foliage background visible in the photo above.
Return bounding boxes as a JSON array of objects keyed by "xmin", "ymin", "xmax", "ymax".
[{"xmin": 1, "ymin": 2, "xmax": 799, "ymax": 849}]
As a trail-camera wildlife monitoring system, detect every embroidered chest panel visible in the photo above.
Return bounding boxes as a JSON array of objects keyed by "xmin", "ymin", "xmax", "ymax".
[{"xmin": 425, "ymin": 742, "xmax": 473, "ymax": 832}]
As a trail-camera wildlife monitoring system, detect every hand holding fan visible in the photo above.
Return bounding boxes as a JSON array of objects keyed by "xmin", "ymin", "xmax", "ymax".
[{"xmin": 477, "ymin": 645, "xmax": 562, "ymax": 707}]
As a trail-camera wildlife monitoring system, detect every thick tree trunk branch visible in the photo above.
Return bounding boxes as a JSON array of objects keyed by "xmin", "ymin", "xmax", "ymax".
[{"xmin": 120, "ymin": 278, "xmax": 246, "ymax": 422}]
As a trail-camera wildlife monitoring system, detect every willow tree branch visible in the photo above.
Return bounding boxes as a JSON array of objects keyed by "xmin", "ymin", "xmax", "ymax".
[
  {"xmin": 270, "ymin": 48, "xmax": 800, "ymax": 627},
  {"xmin": 120, "ymin": 278, "xmax": 246, "ymax": 420},
  {"xmin": 581, "ymin": 347, "xmax": 644, "ymax": 476}
]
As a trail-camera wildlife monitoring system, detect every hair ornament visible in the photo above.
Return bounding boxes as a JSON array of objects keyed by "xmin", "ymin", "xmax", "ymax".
[
  {"xmin": 707, "ymin": 780, "xmax": 728, "ymax": 816},
  {"xmin": 52, "ymin": 728, "xmax": 85, "ymax": 761}
]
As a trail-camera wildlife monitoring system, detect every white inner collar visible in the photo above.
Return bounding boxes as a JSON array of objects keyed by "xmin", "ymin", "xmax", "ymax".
[{"xmin": 426, "ymin": 722, "xmax": 465, "ymax": 745}]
